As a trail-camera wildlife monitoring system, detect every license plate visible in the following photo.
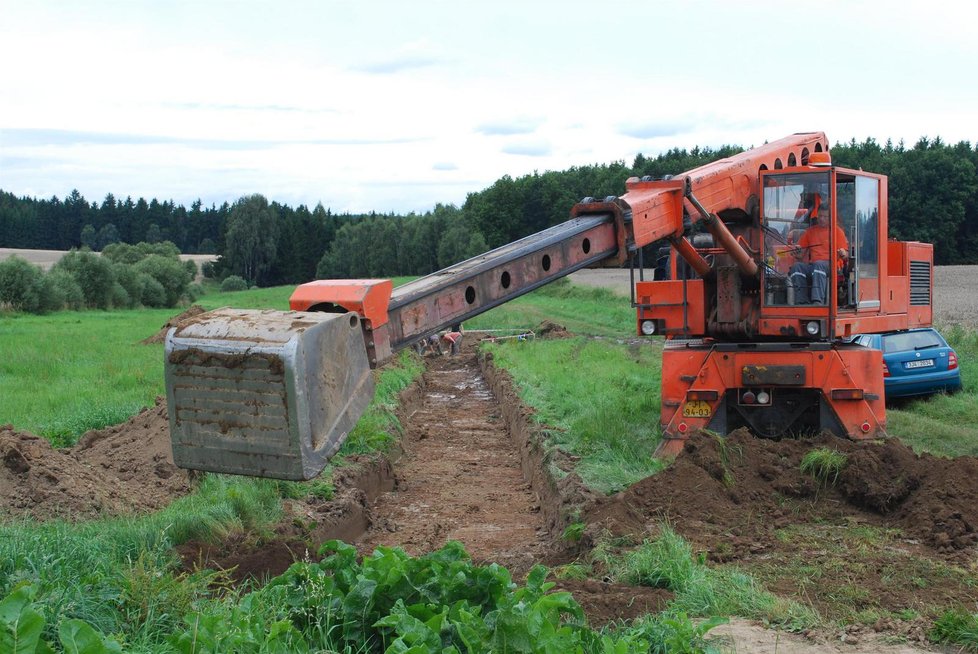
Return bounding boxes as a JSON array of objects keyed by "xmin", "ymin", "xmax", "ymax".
[
  {"xmin": 904, "ymin": 359, "xmax": 935, "ymax": 370},
  {"xmin": 683, "ymin": 400, "xmax": 713, "ymax": 418}
]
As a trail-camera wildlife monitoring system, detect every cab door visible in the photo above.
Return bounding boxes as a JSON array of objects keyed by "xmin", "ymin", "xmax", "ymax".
[{"xmin": 835, "ymin": 172, "xmax": 881, "ymax": 311}]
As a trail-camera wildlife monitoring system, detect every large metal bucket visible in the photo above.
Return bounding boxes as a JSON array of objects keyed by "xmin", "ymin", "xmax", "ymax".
[{"xmin": 164, "ymin": 308, "xmax": 374, "ymax": 480}]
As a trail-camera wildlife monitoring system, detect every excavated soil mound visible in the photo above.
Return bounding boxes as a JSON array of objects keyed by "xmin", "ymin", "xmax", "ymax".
[
  {"xmin": 0, "ymin": 399, "xmax": 191, "ymax": 521},
  {"xmin": 587, "ymin": 430, "xmax": 978, "ymax": 619},
  {"xmin": 142, "ymin": 304, "xmax": 207, "ymax": 344},
  {"xmin": 590, "ymin": 430, "xmax": 978, "ymax": 555}
]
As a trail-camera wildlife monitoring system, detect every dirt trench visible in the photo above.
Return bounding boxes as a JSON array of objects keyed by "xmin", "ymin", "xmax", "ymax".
[{"xmin": 353, "ymin": 346, "xmax": 552, "ymax": 573}]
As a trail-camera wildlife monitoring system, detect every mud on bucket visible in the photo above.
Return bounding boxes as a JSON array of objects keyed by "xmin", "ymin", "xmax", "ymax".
[{"xmin": 164, "ymin": 308, "xmax": 374, "ymax": 480}]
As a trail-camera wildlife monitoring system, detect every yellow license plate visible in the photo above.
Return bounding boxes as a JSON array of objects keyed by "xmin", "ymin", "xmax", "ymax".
[{"xmin": 682, "ymin": 400, "xmax": 712, "ymax": 418}]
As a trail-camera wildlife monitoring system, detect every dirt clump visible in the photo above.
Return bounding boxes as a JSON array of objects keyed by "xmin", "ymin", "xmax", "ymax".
[
  {"xmin": 535, "ymin": 320, "xmax": 572, "ymax": 339},
  {"xmin": 550, "ymin": 578, "xmax": 672, "ymax": 626},
  {"xmin": 0, "ymin": 399, "xmax": 191, "ymax": 521},
  {"xmin": 142, "ymin": 304, "xmax": 207, "ymax": 344},
  {"xmin": 177, "ymin": 526, "xmax": 318, "ymax": 586}
]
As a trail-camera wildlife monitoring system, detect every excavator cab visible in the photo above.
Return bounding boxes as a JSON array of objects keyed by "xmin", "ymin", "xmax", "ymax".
[{"xmin": 759, "ymin": 166, "xmax": 884, "ymax": 322}]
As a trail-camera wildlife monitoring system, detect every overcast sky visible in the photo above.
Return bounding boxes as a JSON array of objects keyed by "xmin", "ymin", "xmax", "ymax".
[{"xmin": 1, "ymin": 0, "xmax": 976, "ymax": 214}]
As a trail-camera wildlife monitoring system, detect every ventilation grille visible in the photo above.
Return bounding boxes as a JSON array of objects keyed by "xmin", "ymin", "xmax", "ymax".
[{"xmin": 909, "ymin": 260, "xmax": 931, "ymax": 306}]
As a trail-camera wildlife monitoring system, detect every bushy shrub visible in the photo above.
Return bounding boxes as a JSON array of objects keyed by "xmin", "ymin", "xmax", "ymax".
[
  {"xmin": 101, "ymin": 242, "xmax": 144, "ymax": 265},
  {"xmin": 185, "ymin": 282, "xmax": 205, "ymax": 302},
  {"xmin": 0, "ymin": 256, "xmax": 44, "ymax": 312},
  {"xmin": 137, "ymin": 240, "xmax": 181, "ymax": 259},
  {"xmin": 133, "ymin": 255, "xmax": 191, "ymax": 307},
  {"xmin": 52, "ymin": 249, "xmax": 116, "ymax": 309},
  {"xmin": 46, "ymin": 269, "xmax": 85, "ymax": 310},
  {"xmin": 34, "ymin": 274, "xmax": 67, "ymax": 313},
  {"xmin": 220, "ymin": 275, "xmax": 248, "ymax": 292},
  {"xmin": 111, "ymin": 263, "xmax": 141, "ymax": 308},
  {"xmin": 138, "ymin": 273, "xmax": 167, "ymax": 307},
  {"xmin": 110, "ymin": 283, "xmax": 131, "ymax": 309},
  {"xmin": 183, "ymin": 259, "xmax": 198, "ymax": 279},
  {"xmin": 103, "ymin": 241, "xmax": 183, "ymax": 264}
]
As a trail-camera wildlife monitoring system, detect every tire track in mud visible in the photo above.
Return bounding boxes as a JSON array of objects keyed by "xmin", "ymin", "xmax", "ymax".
[{"xmin": 355, "ymin": 347, "xmax": 551, "ymax": 575}]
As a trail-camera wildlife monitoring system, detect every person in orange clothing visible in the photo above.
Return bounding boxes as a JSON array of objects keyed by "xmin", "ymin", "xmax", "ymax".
[{"xmin": 789, "ymin": 203, "xmax": 848, "ymax": 304}]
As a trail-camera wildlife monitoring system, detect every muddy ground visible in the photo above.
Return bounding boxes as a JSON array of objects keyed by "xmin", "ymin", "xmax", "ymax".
[
  {"xmin": 4, "ymin": 304, "xmax": 977, "ymax": 650},
  {"xmin": 0, "ymin": 400, "xmax": 191, "ymax": 521}
]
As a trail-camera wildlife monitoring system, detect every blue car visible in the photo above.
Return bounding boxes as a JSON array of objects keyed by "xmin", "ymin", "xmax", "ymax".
[{"xmin": 850, "ymin": 328, "xmax": 962, "ymax": 400}]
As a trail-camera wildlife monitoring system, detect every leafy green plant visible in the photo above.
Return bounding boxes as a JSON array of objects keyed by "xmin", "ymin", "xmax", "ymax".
[
  {"xmin": 250, "ymin": 540, "xmax": 670, "ymax": 653},
  {"xmin": 800, "ymin": 448, "xmax": 849, "ymax": 486},
  {"xmin": 639, "ymin": 611, "xmax": 728, "ymax": 654},
  {"xmin": 0, "ymin": 585, "xmax": 122, "ymax": 654}
]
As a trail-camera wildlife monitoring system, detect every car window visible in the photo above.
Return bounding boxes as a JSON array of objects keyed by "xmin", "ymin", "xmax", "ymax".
[{"xmin": 882, "ymin": 330, "xmax": 943, "ymax": 354}]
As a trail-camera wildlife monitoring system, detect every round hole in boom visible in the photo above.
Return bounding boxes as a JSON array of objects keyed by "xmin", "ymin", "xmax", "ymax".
[
  {"xmin": 542, "ymin": 254, "xmax": 552, "ymax": 271},
  {"xmin": 582, "ymin": 238, "xmax": 591, "ymax": 254},
  {"xmin": 787, "ymin": 152, "xmax": 797, "ymax": 167},
  {"xmin": 801, "ymin": 147, "xmax": 810, "ymax": 165},
  {"xmin": 465, "ymin": 286, "xmax": 476, "ymax": 304},
  {"xmin": 774, "ymin": 158, "xmax": 783, "ymax": 169},
  {"xmin": 501, "ymin": 271, "xmax": 511, "ymax": 289},
  {"xmin": 815, "ymin": 142, "xmax": 823, "ymax": 152},
  {"xmin": 349, "ymin": 315, "xmax": 359, "ymax": 328}
]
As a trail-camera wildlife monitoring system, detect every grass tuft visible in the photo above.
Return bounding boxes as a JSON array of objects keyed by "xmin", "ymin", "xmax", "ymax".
[
  {"xmin": 592, "ymin": 525, "xmax": 819, "ymax": 632},
  {"xmin": 800, "ymin": 448, "xmax": 848, "ymax": 486},
  {"xmin": 0, "ymin": 475, "xmax": 282, "ymax": 644},
  {"xmin": 930, "ymin": 610, "xmax": 978, "ymax": 650}
]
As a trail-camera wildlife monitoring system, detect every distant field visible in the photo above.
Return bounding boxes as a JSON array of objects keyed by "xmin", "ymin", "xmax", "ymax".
[{"xmin": 0, "ymin": 247, "xmax": 217, "ymax": 275}]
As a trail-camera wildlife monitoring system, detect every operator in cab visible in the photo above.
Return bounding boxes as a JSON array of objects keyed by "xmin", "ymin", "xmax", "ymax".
[{"xmin": 789, "ymin": 202, "xmax": 848, "ymax": 304}]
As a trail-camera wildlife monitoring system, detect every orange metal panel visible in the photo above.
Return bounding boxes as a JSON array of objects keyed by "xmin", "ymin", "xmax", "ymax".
[
  {"xmin": 620, "ymin": 179, "xmax": 686, "ymax": 248},
  {"xmin": 635, "ymin": 280, "xmax": 706, "ymax": 335},
  {"xmin": 887, "ymin": 240, "xmax": 907, "ymax": 277},
  {"xmin": 880, "ymin": 280, "xmax": 908, "ymax": 319},
  {"xmin": 660, "ymin": 345, "xmax": 714, "ymax": 430},
  {"xmin": 656, "ymin": 345, "xmax": 886, "ymax": 457},
  {"xmin": 289, "ymin": 279, "xmax": 393, "ymax": 327}
]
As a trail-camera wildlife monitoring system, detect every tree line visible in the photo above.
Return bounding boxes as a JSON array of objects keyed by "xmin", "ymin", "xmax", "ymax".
[{"xmin": 2, "ymin": 137, "xmax": 976, "ymax": 289}]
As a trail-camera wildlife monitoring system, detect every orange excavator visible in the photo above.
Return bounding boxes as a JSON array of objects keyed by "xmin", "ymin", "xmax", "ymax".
[{"xmin": 164, "ymin": 132, "xmax": 932, "ymax": 478}]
